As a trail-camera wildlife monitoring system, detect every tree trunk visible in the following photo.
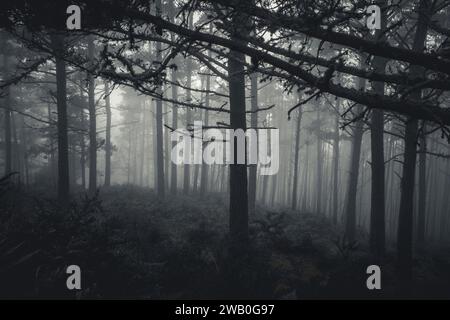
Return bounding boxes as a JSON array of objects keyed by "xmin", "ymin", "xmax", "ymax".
[
  {"xmin": 183, "ymin": 15, "xmax": 193, "ymax": 195},
  {"xmin": 104, "ymin": 80, "xmax": 112, "ymax": 187},
  {"xmin": 416, "ymin": 122, "xmax": 426, "ymax": 244},
  {"xmin": 345, "ymin": 75, "xmax": 365, "ymax": 242},
  {"xmin": 140, "ymin": 102, "xmax": 146, "ymax": 186},
  {"xmin": 155, "ymin": 0, "xmax": 165, "ymax": 198},
  {"xmin": 370, "ymin": 80, "xmax": 386, "ymax": 258},
  {"xmin": 397, "ymin": 0, "xmax": 429, "ymax": 289},
  {"xmin": 228, "ymin": 40, "xmax": 248, "ymax": 247},
  {"xmin": 248, "ymin": 72, "xmax": 258, "ymax": 214},
  {"xmin": 87, "ymin": 35, "xmax": 97, "ymax": 196},
  {"xmin": 316, "ymin": 108, "xmax": 323, "ymax": 215},
  {"xmin": 79, "ymin": 78, "xmax": 86, "ymax": 189},
  {"xmin": 200, "ymin": 93, "xmax": 210, "ymax": 195},
  {"xmin": 291, "ymin": 104, "xmax": 302, "ymax": 211},
  {"xmin": 50, "ymin": 33, "xmax": 70, "ymax": 203},
  {"xmin": 369, "ymin": 3, "xmax": 387, "ymax": 259},
  {"xmin": 332, "ymin": 110, "xmax": 340, "ymax": 224},
  {"xmin": 2, "ymin": 49, "xmax": 12, "ymax": 175},
  {"xmin": 169, "ymin": 0, "xmax": 178, "ymax": 195}
]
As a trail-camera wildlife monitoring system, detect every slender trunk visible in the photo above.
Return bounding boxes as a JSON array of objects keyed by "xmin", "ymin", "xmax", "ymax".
[
  {"xmin": 104, "ymin": 80, "xmax": 112, "ymax": 187},
  {"xmin": 316, "ymin": 108, "xmax": 323, "ymax": 215},
  {"xmin": 164, "ymin": 98, "xmax": 170, "ymax": 191},
  {"xmin": 291, "ymin": 106, "xmax": 302, "ymax": 210},
  {"xmin": 183, "ymin": 15, "xmax": 193, "ymax": 195},
  {"xmin": 140, "ymin": 102, "xmax": 146, "ymax": 186},
  {"xmin": 155, "ymin": 0, "xmax": 165, "ymax": 197},
  {"xmin": 200, "ymin": 101, "xmax": 210, "ymax": 195},
  {"xmin": 87, "ymin": 36, "xmax": 97, "ymax": 196},
  {"xmin": 127, "ymin": 127, "xmax": 131, "ymax": 184},
  {"xmin": 79, "ymin": 79, "xmax": 86, "ymax": 190},
  {"xmin": 3, "ymin": 51, "xmax": 12, "ymax": 175},
  {"xmin": 169, "ymin": 0, "xmax": 178, "ymax": 195},
  {"xmin": 301, "ymin": 143, "xmax": 310, "ymax": 211},
  {"xmin": 416, "ymin": 122, "xmax": 427, "ymax": 244},
  {"xmin": 47, "ymin": 104, "xmax": 56, "ymax": 188},
  {"xmin": 332, "ymin": 111, "xmax": 340, "ymax": 224}
]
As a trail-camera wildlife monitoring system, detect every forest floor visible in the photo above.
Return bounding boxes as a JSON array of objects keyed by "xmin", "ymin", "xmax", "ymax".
[{"xmin": 1, "ymin": 183, "xmax": 450, "ymax": 299}]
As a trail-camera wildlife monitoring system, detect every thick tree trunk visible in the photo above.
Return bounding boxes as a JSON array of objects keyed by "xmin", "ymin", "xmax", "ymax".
[
  {"xmin": 104, "ymin": 80, "xmax": 112, "ymax": 187},
  {"xmin": 248, "ymin": 72, "xmax": 258, "ymax": 214},
  {"xmin": 228, "ymin": 44, "xmax": 248, "ymax": 247},
  {"xmin": 370, "ymin": 79, "xmax": 386, "ymax": 258},
  {"xmin": 87, "ymin": 36, "xmax": 97, "ymax": 196},
  {"xmin": 397, "ymin": 0, "xmax": 429, "ymax": 290},
  {"xmin": 369, "ymin": 3, "xmax": 387, "ymax": 259},
  {"xmin": 344, "ymin": 73, "xmax": 365, "ymax": 242},
  {"xmin": 50, "ymin": 33, "xmax": 70, "ymax": 203}
]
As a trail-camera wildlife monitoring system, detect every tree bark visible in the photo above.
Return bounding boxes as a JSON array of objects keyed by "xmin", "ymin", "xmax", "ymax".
[
  {"xmin": 228, "ymin": 25, "xmax": 248, "ymax": 248},
  {"xmin": 2, "ymin": 52, "xmax": 12, "ymax": 176},
  {"xmin": 50, "ymin": 33, "xmax": 70, "ymax": 203},
  {"xmin": 370, "ymin": 78, "xmax": 386, "ymax": 258},
  {"xmin": 155, "ymin": 0, "xmax": 165, "ymax": 198},
  {"xmin": 345, "ymin": 76, "xmax": 366, "ymax": 242},
  {"xmin": 417, "ymin": 122, "xmax": 427, "ymax": 244},
  {"xmin": 104, "ymin": 80, "xmax": 112, "ymax": 187},
  {"xmin": 291, "ymin": 102, "xmax": 302, "ymax": 211},
  {"xmin": 248, "ymin": 72, "xmax": 258, "ymax": 214},
  {"xmin": 397, "ymin": 0, "xmax": 430, "ymax": 290},
  {"xmin": 332, "ymin": 109, "xmax": 340, "ymax": 224},
  {"xmin": 316, "ymin": 108, "xmax": 323, "ymax": 215},
  {"xmin": 87, "ymin": 35, "xmax": 97, "ymax": 196},
  {"xmin": 78, "ymin": 77, "xmax": 86, "ymax": 189}
]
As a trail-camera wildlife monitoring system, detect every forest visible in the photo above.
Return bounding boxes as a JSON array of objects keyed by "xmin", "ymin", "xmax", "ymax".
[{"xmin": 1, "ymin": 0, "xmax": 450, "ymax": 299}]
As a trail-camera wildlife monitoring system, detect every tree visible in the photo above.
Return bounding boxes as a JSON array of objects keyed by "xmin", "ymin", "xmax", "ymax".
[
  {"xmin": 369, "ymin": 5, "xmax": 388, "ymax": 259},
  {"xmin": 345, "ymin": 77, "xmax": 366, "ymax": 242},
  {"xmin": 50, "ymin": 33, "xmax": 69, "ymax": 204},
  {"xmin": 155, "ymin": 0, "xmax": 165, "ymax": 198},
  {"xmin": 87, "ymin": 35, "xmax": 97, "ymax": 196},
  {"xmin": 2, "ymin": 37, "xmax": 12, "ymax": 176},
  {"xmin": 228, "ymin": 9, "xmax": 249, "ymax": 248},
  {"xmin": 248, "ymin": 72, "xmax": 258, "ymax": 213},
  {"xmin": 397, "ymin": 0, "xmax": 430, "ymax": 289},
  {"xmin": 332, "ymin": 103, "xmax": 340, "ymax": 225},
  {"xmin": 104, "ymin": 80, "xmax": 112, "ymax": 187},
  {"xmin": 291, "ymin": 107, "xmax": 302, "ymax": 211}
]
